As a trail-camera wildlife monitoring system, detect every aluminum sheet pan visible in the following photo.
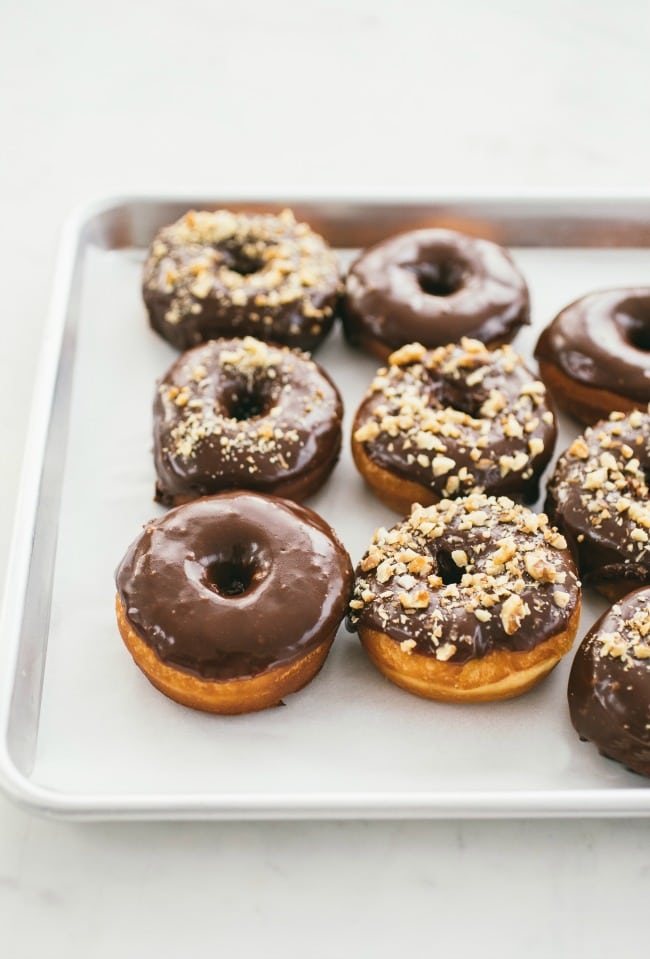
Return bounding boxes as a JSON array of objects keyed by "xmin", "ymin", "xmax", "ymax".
[{"xmin": 2, "ymin": 194, "xmax": 650, "ymax": 820}]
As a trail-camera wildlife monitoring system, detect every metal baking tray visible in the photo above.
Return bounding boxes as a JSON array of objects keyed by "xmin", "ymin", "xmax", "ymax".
[{"xmin": 2, "ymin": 193, "xmax": 650, "ymax": 820}]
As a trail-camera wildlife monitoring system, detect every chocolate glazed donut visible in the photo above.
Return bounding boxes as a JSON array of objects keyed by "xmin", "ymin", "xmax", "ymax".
[
  {"xmin": 153, "ymin": 337, "xmax": 343, "ymax": 506},
  {"xmin": 343, "ymin": 228, "xmax": 530, "ymax": 359},
  {"xmin": 115, "ymin": 492, "xmax": 354, "ymax": 714},
  {"xmin": 568, "ymin": 587, "xmax": 650, "ymax": 778},
  {"xmin": 535, "ymin": 288, "xmax": 650, "ymax": 425},
  {"xmin": 546, "ymin": 408, "xmax": 650, "ymax": 600},
  {"xmin": 143, "ymin": 209, "xmax": 341, "ymax": 353},
  {"xmin": 351, "ymin": 339, "xmax": 557, "ymax": 513},
  {"xmin": 348, "ymin": 493, "xmax": 581, "ymax": 703}
]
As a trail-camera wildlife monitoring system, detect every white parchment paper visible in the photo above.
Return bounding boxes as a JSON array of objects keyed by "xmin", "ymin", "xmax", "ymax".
[{"xmin": 32, "ymin": 244, "xmax": 650, "ymax": 801}]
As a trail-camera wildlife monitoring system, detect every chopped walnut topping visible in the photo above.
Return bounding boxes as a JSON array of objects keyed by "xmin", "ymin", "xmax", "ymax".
[
  {"xmin": 376, "ymin": 560, "xmax": 393, "ymax": 584},
  {"xmin": 627, "ymin": 410, "xmax": 643, "ymax": 427},
  {"xmin": 351, "ymin": 339, "xmax": 553, "ymax": 503},
  {"xmin": 389, "ymin": 342, "xmax": 427, "ymax": 366},
  {"xmin": 435, "ymin": 643, "xmax": 457, "ymax": 662},
  {"xmin": 399, "ymin": 590, "xmax": 430, "ymax": 610},
  {"xmin": 143, "ymin": 209, "xmax": 340, "ymax": 336},
  {"xmin": 487, "ymin": 545, "xmax": 513, "ymax": 574},
  {"xmin": 500, "ymin": 593, "xmax": 529, "ymax": 635},
  {"xmin": 524, "ymin": 551, "xmax": 557, "ymax": 583},
  {"xmin": 549, "ymin": 407, "xmax": 650, "ymax": 582},
  {"xmin": 590, "ymin": 594, "xmax": 650, "ymax": 665},
  {"xmin": 156, "ymin": 338, "xmax": 338, "ymax": 487},
  {"xmin": 432, "ymin": 455, "xmax": 456, "ymax": 477},
  {"xmin": 354, "ymin": 421, "xmax": 380, "ymax": 443},
  {"xmin": 545, "ymin": 531, "xmax": 567, "ymax": 550},
  {"xmin": 348, "ymin": 493, "xmax": 579, "ymax": 656},
  {"xmin": 474, "ymin": 608, "xmax": 492, "ymax": 622}
]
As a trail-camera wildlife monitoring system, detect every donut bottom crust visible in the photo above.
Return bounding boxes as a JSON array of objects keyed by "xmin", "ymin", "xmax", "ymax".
[
  {"xmin": 351, "ymin": 437, "xmax": 441, "ymax": 514},
  {"xmin": 116, "ymin": 596, "xmax": 334, "ymax": 714},
  {"xmin": 538, "ymin": 359, "xmax": 644, "ymax": 426},
  {"xmin": 358, "ymin": 602, "xmax": 581, "ymax": 703}
]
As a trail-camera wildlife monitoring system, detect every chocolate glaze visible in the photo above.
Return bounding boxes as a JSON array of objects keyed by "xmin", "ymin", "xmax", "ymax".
[
  {"xmin": 115, "ymin": 492, "xmax": 354, "ymax": 681},
  {"xmin": 546, "ymin": 409, "xmax": 650, "ymax": 594},
  {"xmin": 535, "ymin": 288, "xmax": 650, "ymax": 403},
  {"xmin": 353, "ymin": 340, "xmax": 556, "ymax": 503},
  {"xmin": 153, "ymin": 337, "xmax": 343, "ymax": 505},
  {"xmin": 568, "ymin": 587, "xmax": 650, "ymax": 778},
  {"xmin": 143, "ymin": 209, "xmax": 341, "ymax": 353},
  {"xmin": 348, "ymin": 494, "xmax": 580, "ymax": 664},
  {"xmin": 343, "ymin": 228, "xmax": 530, "ymax": 353}
]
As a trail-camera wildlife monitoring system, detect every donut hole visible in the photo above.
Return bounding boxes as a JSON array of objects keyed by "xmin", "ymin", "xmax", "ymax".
[
  {"xmin": 222, "ymin": 379, "xmax": 275, "ymax": 421},
  {"xmin": 221, "ymin": 242, "xmax": 265, "ymax": 276},
  {"xmin": 405, "ymin": 259, "xmax": 465, "ymax": 298},
  {"xmin": 204, "ymin": 548, "xmax": 261, "ymax": 597},
  {"xmin": 628, "ymin": 323, "xmax": 650, "ymax": 352},
  {"xmin": 618, "ymin": 298, "xmax": 650, "ymax": 351},
  {"xmin": 436, "ymin": 378, "xmax": 485, "ymax": 418},
  {"xmin": 435, "ymin": 548, "xmax": 466, "ymax": 585}
]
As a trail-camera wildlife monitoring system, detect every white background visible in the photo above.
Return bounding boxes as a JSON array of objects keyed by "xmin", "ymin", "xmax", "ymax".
[{"xmin": 1, "ymin": 0, "xmax": 649, "ymax": 955}]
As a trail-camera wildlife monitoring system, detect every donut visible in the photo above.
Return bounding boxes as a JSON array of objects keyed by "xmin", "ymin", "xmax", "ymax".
[
  {"xmin": 546, "ymin": 407, "xmax": 650, "ymax": 600},
  {"xmin": 348, "ymin": 493, "xmax": 581, "ymax": 703},
  {"xmin": 142, "ymin": 209, "xmax": 341, "ymax": 352},
  {"xmin": 343, "ymin": 227, "xmax": 530, "ymax": 359},
  {"xmin": 351, "ymin": 338, "xmax": 556, "ymax": 514},
  {"xmin": 535, "ymin": 288, "xmax": 650, "ymax": 425},
  {"xmin": 115, "ymin": 492, "xmax": 354, "ymax": 714},
  {"xmin": 568, "ymin": 586, "xmax": 650, "ymax": 778},
  {"xmin": 153, "ymin": 336, "xmax": 343, "ymax": 507}
]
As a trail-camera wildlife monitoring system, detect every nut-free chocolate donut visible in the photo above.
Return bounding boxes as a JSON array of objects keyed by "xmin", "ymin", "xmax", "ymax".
[
  {"xmin": 153, "ymin": 336, "xmax": 343, "ymax": 506},
  {"xmin": 143, "ymin": 209, "xmax": 341, "ymax": 352},
  {"xmin": 115, "ymin": 492, "xmax": 354, "ymax": 714},
  {"xmin": 351, "ymin": 338, "xmax": 556, "ymax": 513},
  {"xmin": 343, "ymin": 227, "xmax": 530, "ymax": 359},
  {"xmin": 348, "ymin": 493, "xmax": 581, "ymax": 702},
  {"xmin": 546, "ymin": 408, "xmax": 650, "ymax": 600},
  {"xmin": 535, "ymin": 288, "xmax": 650, "ymax": 425},
  {"xmin": 568, "ymin": 586, "xmax": 650, "ymax": 778}
]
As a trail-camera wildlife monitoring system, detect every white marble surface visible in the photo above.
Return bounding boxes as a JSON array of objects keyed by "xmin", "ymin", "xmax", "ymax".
[{"xmin": 1, "ymin": 0, "xmax": 650, "ymax": 954}]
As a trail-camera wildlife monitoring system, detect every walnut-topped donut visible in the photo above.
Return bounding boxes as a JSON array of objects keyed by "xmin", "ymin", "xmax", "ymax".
[
  {"xmin": 143, "ymin": 209, "xmax": 341, "ymax": 352},
  {"xmin": 348, "ymin": 493, "xmax": 581, "ymax": 702},
  {"xmin": 351, "ymin": 338, "xmax": 556, "ymax": 513},
  {"xmin": 546, "ymin": 407, "xmax": 650, "ymax": 600},
  {"xmin": 568, "ymin": 586, "xmax": 650, "ymax": 778},
  {"xmin": 154, "ymin": 336, "xmax": 343, "ymax": 506}
]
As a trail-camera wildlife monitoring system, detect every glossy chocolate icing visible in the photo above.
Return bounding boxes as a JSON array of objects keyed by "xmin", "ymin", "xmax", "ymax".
[
  {"xmin": 348, "ymin": 494, "xmax": 580, "ymax": 664},
  {"xmin": 143, "ymin": 209, "xmax": 341, "ymax": 353},
  {"xmin": 568, "ymin": 587, "xmax": 650, "ymax": 777},
  {"xmin": 353, "ymin": 339, "xmax": 556, "ymax": 503},
  {"xmin": 343, "ymin": 228, "xmax": 529, "ymax": 353},
  {"xmin": 153, "ymin": 337, "xmax": 343, "ymax": 505},
  {"xmin": 546, "ymin": 409, "xmax": 650, "ymax": 594},
  {"xmin": 115, "ymin": 492, "xmax": 354, "ymax": 681},
  {"xmin": 535, "ymin": 288, "xmax": 650, "ymax": 403}
]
